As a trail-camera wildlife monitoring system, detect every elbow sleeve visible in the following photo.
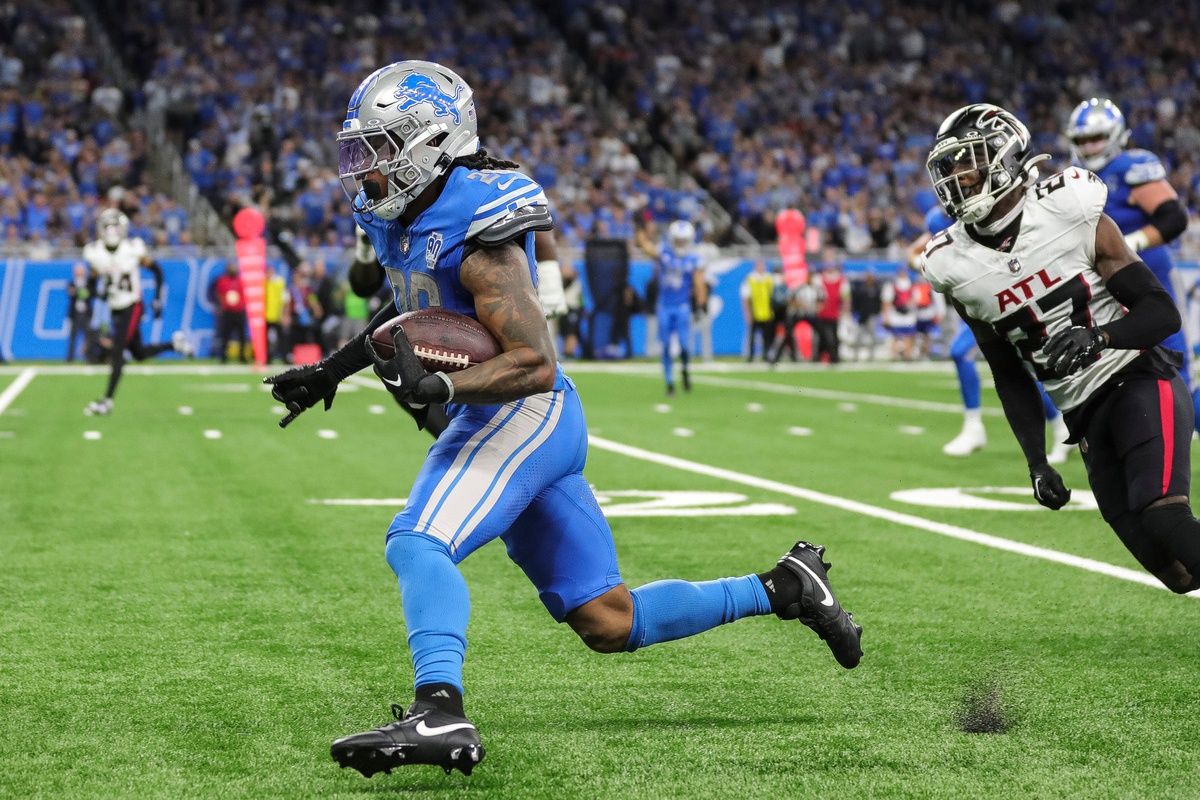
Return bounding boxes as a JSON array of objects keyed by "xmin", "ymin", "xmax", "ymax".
[
  {"xmin": 1148, "ymin": 199, "xmax": 1188, "ymax": 244},
  {"xmin": 1100, "ymin": 261, "xmax": 1181, "ymax": 349}
]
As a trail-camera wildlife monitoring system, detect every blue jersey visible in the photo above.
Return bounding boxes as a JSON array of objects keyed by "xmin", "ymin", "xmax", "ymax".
[
  {"xmin": 924, "ymin": 206, "xmax": 954, "ymax": 236},
  {"xmin": 1094, "ymin": 149, "xmax": 1173, "ymax": 275},
  {"xmin": 355, "ymin": 166, "xmax": 548, "ymax": 320},
  {"xmin": 656, "ymin": 246, "xmax": 699, "ymax": 309}
]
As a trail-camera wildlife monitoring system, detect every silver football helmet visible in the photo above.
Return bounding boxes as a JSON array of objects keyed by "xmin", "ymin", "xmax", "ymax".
[
  {"xmin": 1066, "ymin": 97, "xmax": 1129, "ymax": 171},
  {"xmin": 97, "ymin": 208, "xmax": 129, "ymax": 247},
  {"xmin": 667, "ymin": 219, "xmax": 695, "ymax": 250},
  {"xmin": 337, "ymin": 60, "xmax": 480, "ymax": 221}
]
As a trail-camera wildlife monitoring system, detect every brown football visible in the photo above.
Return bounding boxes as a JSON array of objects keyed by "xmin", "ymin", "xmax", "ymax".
[{"xmin": 370, "ymin": 308, "xmax": 501, "ymax": 372}]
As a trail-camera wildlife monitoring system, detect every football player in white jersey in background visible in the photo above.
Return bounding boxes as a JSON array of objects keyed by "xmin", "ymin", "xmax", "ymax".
[
  {"xmin": 923, "ymin": 104, "xmax": 1200, "ymax": 594},
  {"xmin": 83, "ymin": 208, "xmax": 192, "ymax": 416}
]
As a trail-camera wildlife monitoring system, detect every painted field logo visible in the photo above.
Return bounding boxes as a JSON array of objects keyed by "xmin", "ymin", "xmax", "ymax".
[
  {"xmin": 394, "ymin": 74, "xmax": 464, "ymax": 123},
  {"xmin": 310, "ymin": 490, "xmax": 795, "ymax": 517}
]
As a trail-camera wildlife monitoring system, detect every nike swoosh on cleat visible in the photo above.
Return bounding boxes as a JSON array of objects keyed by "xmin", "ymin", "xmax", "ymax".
[
  {"xmin": 785, "ymin": 555, "xmax": 834, "ymax": 607},
  {"xmin": 414, "ymin": 720, "xmax": 476, "ymax": 737}
]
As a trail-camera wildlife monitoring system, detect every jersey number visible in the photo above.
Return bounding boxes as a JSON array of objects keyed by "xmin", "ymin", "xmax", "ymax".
[
  {"xmin": 992, "ymin": 275, "xmax": 1096, "ymax": 380},
  {"xmin": 384, "ymin": 267, "xmax": 441, "ymax": 312},
  {"xmin": 116, "ymin": 274, "xmax": 133, "ymax": 293}
]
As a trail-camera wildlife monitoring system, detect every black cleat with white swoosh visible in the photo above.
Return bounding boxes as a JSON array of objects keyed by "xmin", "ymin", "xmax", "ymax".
[
  {"xmin": 331, "ymin": 701, "xmax": 484, "ymax": 777},
  {"xmin": 774, "ymin": 541, "xmax": 862, "ymax": 668}
]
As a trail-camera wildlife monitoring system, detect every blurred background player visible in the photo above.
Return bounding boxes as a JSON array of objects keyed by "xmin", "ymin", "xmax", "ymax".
[
  {"xmin": 83, "ymin": 208, "xmax": 191, "ymax": 416},
  {"xmin": 1067, "ymin": 97, "xmax": 1197, "ymax": 429},
  {"xmin": 910, "ymin": 206, "xmax": 1072, "ymax": 461},
  {"xmin": 638, "ymin": 219, "xmax": 706, "ymax": 395}
]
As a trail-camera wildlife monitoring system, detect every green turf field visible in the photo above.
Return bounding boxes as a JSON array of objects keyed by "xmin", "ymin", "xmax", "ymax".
[{"xmin": 2, "ymin": 361, "xmax": 1198, "ymax": 799}]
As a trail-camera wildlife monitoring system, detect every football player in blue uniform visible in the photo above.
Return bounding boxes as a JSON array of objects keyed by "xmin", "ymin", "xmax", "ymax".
[
  {"xmin": 1067, "ymin": 97, "xmax": 1195, "ymax": 426},
  {"xmin": 264, "ymin": 61, "xmax": 862, "ymax": 779},
  {"xmin": 640, "ymin": 220, "xmax": 707, "ymax": 395},
  {"xmin": 910, "ymin": 206, "xmax": 1071, "ymax": 461}
]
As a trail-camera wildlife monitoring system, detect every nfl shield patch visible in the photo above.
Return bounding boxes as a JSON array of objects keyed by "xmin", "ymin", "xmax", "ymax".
[{"xmin": 1007, "ymin": 257, "xmax": 1021, "ymax": 274}]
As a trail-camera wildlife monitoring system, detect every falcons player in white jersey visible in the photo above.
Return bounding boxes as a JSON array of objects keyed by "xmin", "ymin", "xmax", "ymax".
[
  {"xmin": 923, "ymin": 104, "xmax": 1200, "ymax": 595},
  {"xmin": 83, "ymin": 208, "xmax": 192, "ymax": 415}
]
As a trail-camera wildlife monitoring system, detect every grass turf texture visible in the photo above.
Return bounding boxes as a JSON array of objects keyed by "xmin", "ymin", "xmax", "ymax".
[{"xmin": 2, "ymin": 362, "xmax": 1199, "ymax": 798}]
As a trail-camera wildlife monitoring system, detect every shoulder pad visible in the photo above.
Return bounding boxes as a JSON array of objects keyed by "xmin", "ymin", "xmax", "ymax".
[
  {"xmin": 1122, "ymin": 151, "xmax": 1166, "ymax": 186},
  {"xmin": 465, "ymin": 172, "xmax": 553, "ymax": 245},
  {"xmin": 1036, "ymin": 168, "xmax": 1107, "ymax": 227}
]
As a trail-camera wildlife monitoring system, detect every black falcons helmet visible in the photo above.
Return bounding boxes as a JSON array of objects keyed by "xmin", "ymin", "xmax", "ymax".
[{"xmin": 925, "ymin": 104, "xmax": 1044, "ymax": 224}]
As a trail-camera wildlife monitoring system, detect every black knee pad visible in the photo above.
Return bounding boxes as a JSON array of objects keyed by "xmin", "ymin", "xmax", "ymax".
[{"xmin": 1139, "ymin": 502, "xmax": 1200, "ymax": 575}]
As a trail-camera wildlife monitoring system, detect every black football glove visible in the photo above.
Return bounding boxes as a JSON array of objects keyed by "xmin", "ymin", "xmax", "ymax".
[
  {"xmin": 1030, "ymin": 462, "xmax": 1071, "ymax": 510},
  {"xmin": 151, "ymin": 298, "xmax": 164, "ymax": 320},
  {"xmin": 364, "ymin": 326, "xmax": 453, "ymax": 405},
  {"xmin": 1043, "ymin": 326, "xmax": 1106, "ymax": 379},
  {"xmin": 263, "ymin": 363, "xmax": 338, "ymax": 428}
]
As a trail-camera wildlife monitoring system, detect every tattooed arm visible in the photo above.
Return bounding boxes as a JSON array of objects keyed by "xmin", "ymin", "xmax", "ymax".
[{"xmin": 451, "ymin": 241, "xmax": 558, "ymax": 403}]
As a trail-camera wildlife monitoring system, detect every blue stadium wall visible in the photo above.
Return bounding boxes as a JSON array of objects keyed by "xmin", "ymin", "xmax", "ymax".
[{"xmin": 4, "ymin": 257, "xmax": 1199, "ymax": 360}]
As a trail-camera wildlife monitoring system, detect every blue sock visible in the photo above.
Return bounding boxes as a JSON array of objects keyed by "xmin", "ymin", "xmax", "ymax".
[
  {"xmin": 954, "ymin": 354, "xmax": 981, "ymax": 410},
  {"xmin": 661, "ymin": 348, "xmax": 674, "ymax": 387},
  {"xmin": 385, "ymin": 533, "xmax": 469, "ymax": 692},
  {"xmin": 624, "ymin": 575, "xmax": 771, "ymax": 652},
  {"xmin": 1037, "ymin": 384, "xmax": 1059, "ymax": 421}
]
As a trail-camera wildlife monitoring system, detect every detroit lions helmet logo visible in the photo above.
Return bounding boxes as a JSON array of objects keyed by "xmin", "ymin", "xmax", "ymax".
[{"xmin": 394, "ymin": 74, "xmax": 464, "ymax": 124}]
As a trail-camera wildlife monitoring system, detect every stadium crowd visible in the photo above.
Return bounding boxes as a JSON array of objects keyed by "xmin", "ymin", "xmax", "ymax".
[
  {"xmin": 5, "ymin": 0, "xmax": 1200, "ymax": 259},
  {"xmin": 0, "ymin": 1, "xmax": 189, "ymax": 253},
  {"xmin": 560, "ymin": 0, "xmax": 1200, "ymax": 245},
  {"xmin": 92, "ymin": 0, "xmax": 711, "ymax": 254}
]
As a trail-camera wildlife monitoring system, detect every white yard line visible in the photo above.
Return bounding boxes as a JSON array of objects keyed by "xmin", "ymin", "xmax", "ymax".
[
  {"xmin": 0, "ymin": 367, "xmax": 36, "ymax": 415},
  {"xmin": 687, "ymin": 374, "xmax": 1003, "ymax": 417},
  {"xmin": 588, "ymin": 434, "xmax": 1199, "ymax": 598}
]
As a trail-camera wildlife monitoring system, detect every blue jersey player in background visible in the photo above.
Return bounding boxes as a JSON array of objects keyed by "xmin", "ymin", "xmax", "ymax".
[
  {"xmin": 1067, "ymin": 97, "xmax": 1196, "ymax": 427},
  {"xmin": 264, "ymin": 60, "xmax": 862, "ymax": 779},
  {"xmin": 911, "ymin": 207, "xmax": 1072, "ymax": 462},
  {"xmin": 639, "ymin": 219, "xmax": 707, "ymax": 395}
]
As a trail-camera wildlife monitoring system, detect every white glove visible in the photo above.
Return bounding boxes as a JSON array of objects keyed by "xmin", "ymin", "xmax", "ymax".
[
  {"xmin": 1124, "ymin": 229, "xmax": 1151, "ymax": 254},
  {"xmin": 354, "ymin": 226, "xmax": 376, "ymax": 263},
  {"xmin": 536, "ymin": 259, "xmax": 568, "ymax": 317}
]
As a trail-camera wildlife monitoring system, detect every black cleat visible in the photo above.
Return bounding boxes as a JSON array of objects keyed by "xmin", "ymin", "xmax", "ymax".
[
  {"xmin": 773, "ymin": 541, "xmax": 863, "ymax": 668},
  {"xmin": 331, "ymin": 702, "xmax": 484, "ymax": 777},
  {"xmin": 665, "ymin": 383, "xmax": 676, "ymax": 397},
  {"xmin": 682, "ymin": 369, "xmax": 691, "ymax": 392}
]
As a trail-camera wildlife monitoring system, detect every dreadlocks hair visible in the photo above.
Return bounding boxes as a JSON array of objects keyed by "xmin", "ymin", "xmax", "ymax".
[{"xmin": 449, "ymin": 148, "xmax": 521, "ymax": 172}]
